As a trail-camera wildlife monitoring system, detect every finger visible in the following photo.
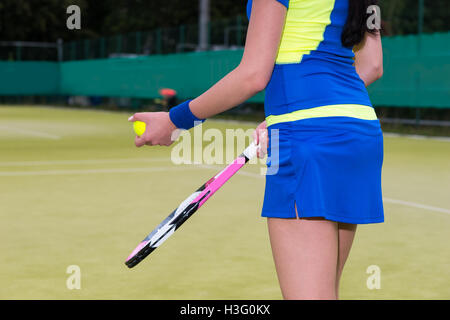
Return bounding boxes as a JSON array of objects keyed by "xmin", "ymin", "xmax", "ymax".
[
  {"xmin": 260, "ymin": 130, "xmax": 268, "ymax": 156},
  {"xmin": 257, "ymin": 150, "xmax": 265, "ymax": 159},
  {"xmin": 259, "ymin": 149, "xmax": 267, "ymax": 158},
  {"xmin": 171, "ymin": 129, "xmax": 181, "ymax": 142},
  {"xmin": 128, "ymin": 114, "xmax": 138, "ymax": 122},
  {"xmin": 160, "ymin": 138, "xmax": 170, "ymax": 146},
  {"xmin": 253, "ymin": 129, "xmax": 259, "ymax": 145},
  {"xmin": 129, "ymin": 113, "xmax": 145, "ymax": 122},
  {"xmin": 165, "ymin": 137, "xmax": 175, "ymax": 146},
  {"xmin": 258, "ymin": 148, "xmax": 266, "ymax": 159},
  {"xmin": 134, "ymin": 135, "xmax": 146, "ymax": 147}
]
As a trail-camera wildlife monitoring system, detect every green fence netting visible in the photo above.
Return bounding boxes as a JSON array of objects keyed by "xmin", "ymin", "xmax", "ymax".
[{"xmin": 0, "ymin": 32, "xmax": 449, "ymax": 108}]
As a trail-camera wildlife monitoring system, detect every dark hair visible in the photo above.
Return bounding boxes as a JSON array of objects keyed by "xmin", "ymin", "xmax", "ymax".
[{"xmin": 341, "ymin": 0, "xmax": 380, "ymax": 48}]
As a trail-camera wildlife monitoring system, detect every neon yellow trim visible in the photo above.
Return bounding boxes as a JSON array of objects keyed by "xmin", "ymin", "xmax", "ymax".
[
  {"xmin": 276, "ymin": 0, "xmax": 336, "ymax": 64},
  {"xmin": 266, "ymin": 104, "xmax": 378, "ymax": 127}
]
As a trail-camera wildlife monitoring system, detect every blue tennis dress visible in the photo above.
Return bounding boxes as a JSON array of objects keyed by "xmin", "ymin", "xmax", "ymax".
[{"xmin": 247, "ymin": 0, "xmax": 384, "ymax": 223}]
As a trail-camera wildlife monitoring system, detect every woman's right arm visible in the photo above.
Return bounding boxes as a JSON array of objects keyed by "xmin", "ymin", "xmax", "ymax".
[
  {"xmin": 188, "ymin": 0, "xmax": 287, "ymax": 119},
  {"xmin": 354, "ymin": 31, "xmax": 383, "ymax": 87}
]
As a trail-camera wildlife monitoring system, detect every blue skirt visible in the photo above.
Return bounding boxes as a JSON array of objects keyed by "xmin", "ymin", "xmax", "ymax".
[{"xmin": 262, "ymin": 117, "xmax": 384, "ymax": 224}]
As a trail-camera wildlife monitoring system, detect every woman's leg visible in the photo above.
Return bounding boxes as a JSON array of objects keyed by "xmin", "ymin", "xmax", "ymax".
[
  {"xmin": 335, "ymin": 223, "xmax": 357, "ymax": 298},
  {"xmin": 267, "ymin": 217, "xmax": 339, "ymax": 300}
]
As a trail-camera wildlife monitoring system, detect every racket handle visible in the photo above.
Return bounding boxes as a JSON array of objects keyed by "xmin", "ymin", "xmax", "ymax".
[{"xmin": 243, "ymin": 142, "xmax": 258, "ymax": 160}]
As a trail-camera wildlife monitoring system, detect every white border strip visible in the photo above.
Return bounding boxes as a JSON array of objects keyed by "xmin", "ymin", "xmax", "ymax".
[
  {"xmin": 0, "ymin": 158, "xmax": 168, "ymax": 167},
  {"xmin": 383, "ymin": 197, "xmax": 450, "ymax": 215},
  {"xmin": 383, "ymin": 132, "xmax": 450, "ymax": 142},
  {"xmin": 0, "ymin": 166, "xmax": 187, "ymax": 176},
  {"xmin": 0, "ymin": 125, "xmax": 61, "ymax": 140},
  {"xmin": 1, "ymin": 160, "xmax": 448, "ymax": 216},
  {"xmin": 201, "ymin": 166, "xmax": 450, "ymax": 216}
]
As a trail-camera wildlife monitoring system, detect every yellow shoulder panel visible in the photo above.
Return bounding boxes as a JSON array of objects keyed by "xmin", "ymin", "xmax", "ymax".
[{"xmin": 276, "ymin": 0, "xmax": 336, "ymax": 64}]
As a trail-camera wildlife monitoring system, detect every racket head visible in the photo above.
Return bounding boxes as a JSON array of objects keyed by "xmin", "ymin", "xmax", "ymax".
[
  {"xmin": 125, "ymin": 241, "xmax": 155, "ymax": 268},
  {"xmin": 124, "ymin": 198, "xmax": 199, "ymax": 268},
  {"xmin": 124, "ymin": 143, "xmax": 257, "ymax": 268}
]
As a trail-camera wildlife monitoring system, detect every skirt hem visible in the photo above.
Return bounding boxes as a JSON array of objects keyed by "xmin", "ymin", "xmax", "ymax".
[{"xmin": 261, "ymin": 210, "xmax": 384, "ymax": 225}]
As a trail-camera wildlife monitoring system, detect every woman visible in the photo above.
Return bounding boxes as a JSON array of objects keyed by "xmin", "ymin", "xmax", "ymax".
[{"xmin": 129, "ymin": 0, "xmax": 384, "ymax": 300}]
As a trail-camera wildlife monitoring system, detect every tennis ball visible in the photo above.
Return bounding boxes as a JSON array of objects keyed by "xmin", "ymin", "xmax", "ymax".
[{"xmin": 133, "ymin": 121, "xmax": 146, "ymax": 136}]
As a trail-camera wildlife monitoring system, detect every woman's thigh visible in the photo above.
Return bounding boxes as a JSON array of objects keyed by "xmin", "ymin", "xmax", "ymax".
[
  {"xmin": 335, "ymin": 223, "xmax": 357, "ymax": 296},
  {"xmin": 337, "ymin": 222, "xmax": 357, "ymax": 279},
  {"xmin": 267, "ymin": 217, "xmax": 339, "ymax": 300}
]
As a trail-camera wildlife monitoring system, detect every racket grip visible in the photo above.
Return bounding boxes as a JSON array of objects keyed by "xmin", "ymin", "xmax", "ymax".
[{"xmin": 243, "ymin": 142, "xmax": 258, "ymax": 160}]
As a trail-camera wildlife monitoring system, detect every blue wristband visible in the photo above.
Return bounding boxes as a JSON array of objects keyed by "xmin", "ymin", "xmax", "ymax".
[{"xmin": 169, "ymin": 100, "xmax": 205, "ymax": 130}]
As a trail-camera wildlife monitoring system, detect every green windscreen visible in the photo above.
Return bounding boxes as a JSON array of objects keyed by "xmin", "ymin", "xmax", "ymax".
[
  {"xmin": 0, "ymin": 61, "xmax": 59, "ymax": 95},
  {"xmin": 0, "ymin": 32, "xmax": 449, "ymax": 108}
]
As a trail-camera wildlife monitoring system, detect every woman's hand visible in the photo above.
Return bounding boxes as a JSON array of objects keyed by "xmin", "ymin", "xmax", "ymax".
[
  {"xmin": 252, "ymin": 120, "xmax": 268, "ymax": 159},
  {"xmin": 128, "ymin": 112, "xmax": 178, "ymax": 147}
]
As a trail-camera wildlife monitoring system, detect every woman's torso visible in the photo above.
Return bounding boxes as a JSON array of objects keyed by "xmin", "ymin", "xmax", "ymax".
[{"xmin": 246, "ymin": 0, "xmax": 380, "ymax": 133}]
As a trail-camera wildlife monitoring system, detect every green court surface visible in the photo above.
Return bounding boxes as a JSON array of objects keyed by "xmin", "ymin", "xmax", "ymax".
[{"xmin": 0, "ymin": 106, "xmax": 449, "ymax": 300}]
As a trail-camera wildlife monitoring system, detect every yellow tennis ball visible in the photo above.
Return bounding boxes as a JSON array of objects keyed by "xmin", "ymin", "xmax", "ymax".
[{"xmin": 133, "ymin": 121, "xmax": 146, "ymax": 137}]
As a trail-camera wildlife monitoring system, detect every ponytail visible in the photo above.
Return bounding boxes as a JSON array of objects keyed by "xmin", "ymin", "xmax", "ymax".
[{"xmin": 341, "ymin": 0, "xmax": 380, "ymax": 48}]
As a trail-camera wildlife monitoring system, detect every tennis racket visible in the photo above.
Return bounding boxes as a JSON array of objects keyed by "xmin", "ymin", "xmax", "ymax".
[{"xmin": 125, "ymin": 142, "xmax": 258, "ymax": 268}]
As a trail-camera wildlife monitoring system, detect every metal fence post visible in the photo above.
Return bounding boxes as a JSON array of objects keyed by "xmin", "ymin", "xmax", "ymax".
[
  {"xmin": 198, "ymin": 0, "xmax": 210, "ymax": 51},
  {"xmin": 136, "ymin": 31, "xmax": 142, "ymax": 54},
  {"xmin": 418, "ymin": 0, "xmax": 424, "ymax": 35},
  {"xmin": 16, "ymin": 42, "xmax": 21, "ymax": 61},
  {"xmin": 179, "ymin": 25, "xmax": 185, "ymax": 52},
  {"xmin": 84, "ymin": 39, "xmax": 90, "ymax": 59},
  {"xmin": 155, "ymin": 29, "xmax": 162, "ymax": 54},
  {"xmin": 417, "ymin": 0, "xmax": 424, "ymax": 54},
  {"xmin": 71, "ymin": 41, "xmax": 76, "ymax": 60},
  {"xmin": 236, "ymin": 15, "xmax": 242, "ymax": 46},
  {"xmin": 57, "ymin": 38, "xmax": 63, "ymax": 62},
  {"xmin": 116, "ymin": 35, "xmax": 122, "ymax": 54},
  {"xmin": 416, "ymin": 0, "xmax": 424, "ymax": 120},
  {"xmin": 100, "ymin": 37, "xmax": 105, "ymax": 58}
]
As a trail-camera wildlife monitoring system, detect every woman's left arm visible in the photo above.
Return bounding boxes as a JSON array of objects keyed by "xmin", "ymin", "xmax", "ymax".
[
  {"xmin": 354, "ymin": 31, "xmax": 383, "ymax": 87},
  {"xmin": 130, "ymin": 0, "xmax": 286, "ymax": 147}
]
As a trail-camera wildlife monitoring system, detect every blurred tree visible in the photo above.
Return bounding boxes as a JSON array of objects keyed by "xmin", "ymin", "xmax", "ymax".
[
  {"xmin": 95, "ymin": 0, "xmax": 246, "ymax": 35},
  {"xmin": 0, "ymin": 0, "xmax": 91, "ymax": 41},
  {"xmin": 0, "ymin": 0, "xmax": 246, "ymax": 41},
  {"xmin": 422, "ymin": 0, "xmax": 449, "ymax": 33},
  {"xmin": 380, "ymin": 0, "xmax": 449, "ymax": 35},
  {"xmin": 0, "ymin": 0, "xmax": 448, "ymax": 42}
]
